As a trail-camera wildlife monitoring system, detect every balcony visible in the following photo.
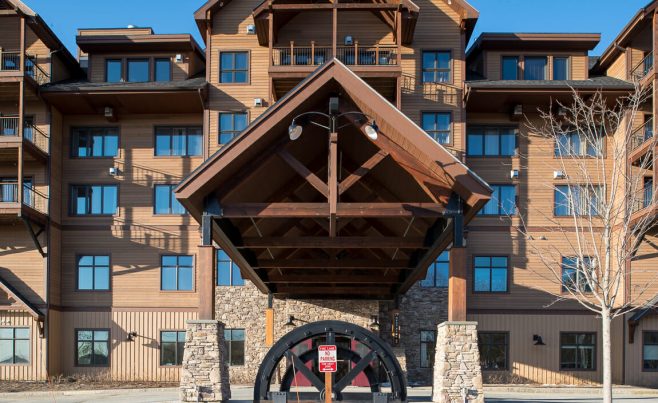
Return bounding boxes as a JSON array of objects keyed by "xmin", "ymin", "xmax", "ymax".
[
  {"xmin": 631, "ymin": 51, "xmax": 654, "ymax": 84},
  {"xmin": 632, "ymin": 185, "xmax": 653, "ymax": 213},
  {"xmin": 629, "ymin": 117, "xmax": 654, "ymax": 165},
  {"xmin": 0, "ymin": 182, "xmax": 48, "ymax": 223},
  {"xmin": 0, "ymin": 116, "xmax": 50, "ymax": 159},
  {"xmin": 0, "ymin": 50, "xmax": 50, "ymax": 85}
]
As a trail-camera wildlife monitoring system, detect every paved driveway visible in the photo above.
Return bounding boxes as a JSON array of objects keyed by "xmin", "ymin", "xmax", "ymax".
[{"xmin": 0, "ymin": 386, "xmax": 656, "ymax": 402}]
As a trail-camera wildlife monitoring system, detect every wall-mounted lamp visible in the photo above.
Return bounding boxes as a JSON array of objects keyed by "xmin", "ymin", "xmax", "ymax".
[
  {"xmin": 284, "ymin": 315, "xmax": 296, "ymax": 327},
  {"xmin": 533, "ymin": 335, "xmax": 545, "ymax": 346},
  {"xmin": 127, "ymin": 331, "xmax": 138, "ymax": 341},
  {"xmin": 369, "ymin": 315, "xmax": 380, "ymax": 331}
]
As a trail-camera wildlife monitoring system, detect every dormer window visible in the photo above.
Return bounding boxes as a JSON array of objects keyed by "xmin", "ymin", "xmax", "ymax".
[
  {"xmin": 523, "ymin": 57, "xmax": 547, "ymax": 80},
  {"xmin": 553, "ymin": 57, "xmax": 569, "ymax": 80},
  {"xmin": 106, "ymin": 59, "xmax": 122, "ymax": 83},
  {"xmin": 155, "ymin": 58, "xmax": 171, "ymax": 82},
  {"xmin": 127, "ymin": 58, "xmax": 149, "ymax": 83}
]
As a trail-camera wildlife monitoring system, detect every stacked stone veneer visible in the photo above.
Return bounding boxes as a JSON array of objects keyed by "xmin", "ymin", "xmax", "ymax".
[
  {"xmin": 180, "ymin": 320, "xmax": 231, "ymax": 402},
  {"xmin": 431, "ymin": 322, "xmax": 483, "ymax": 403}
]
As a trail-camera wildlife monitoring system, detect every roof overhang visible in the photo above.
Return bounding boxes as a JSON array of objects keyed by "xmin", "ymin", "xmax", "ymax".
[
  {"xmin": 76, "ymin": 34, "xmax": 206, "ymax": 60},
  {"xmin": 0, "ymin": 276, "xmax": 43, "ymax": 321},
  {"xmin": 176, "ymin": 59, "xmax": 491, "ymax": 299}
]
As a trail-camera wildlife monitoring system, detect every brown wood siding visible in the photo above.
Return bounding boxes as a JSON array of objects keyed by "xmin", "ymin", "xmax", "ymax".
[
  {"xmin": 484, "ymin": 51, "xmax": 588, "ymax": 81},
  {"xmin": 88, "ymin": 53, "xmax": 192, "ymax": 82},
  {"xmin": 606, "ymin": 52, "xmax": 627, "ymax": 80},
  {"xmin": 0, "ymin": 311, "xmax": 47, "ymax": 380},
  {"xmin": 56, "ymin": 310, "xmax": 197, "ymax": 380},
  {"xmin": 470, "ymin": 313, "xmax": 624, "ymax": 385}
]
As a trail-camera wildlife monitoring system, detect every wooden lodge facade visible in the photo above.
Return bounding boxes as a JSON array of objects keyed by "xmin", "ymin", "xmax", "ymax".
[{"xmin": 1, "ymin": 0, "xmax": 658, "ymax": 390}]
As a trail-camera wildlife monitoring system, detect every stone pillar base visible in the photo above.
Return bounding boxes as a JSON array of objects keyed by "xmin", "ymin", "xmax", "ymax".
[
  {"xmin": 392, "ymin": 347, "xmax": 407, "ymax": 380},
  {"xmin": 180, "ymin": 320, "xmax": 231, "ymax": 402},
  {"xmin": 432, "ymin": 321, "xmax": 483, "ymax": 403}
]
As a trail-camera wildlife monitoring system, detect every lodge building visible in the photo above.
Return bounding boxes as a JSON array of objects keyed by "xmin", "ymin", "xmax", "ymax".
[{"xmin": 1, "ymin": 0, "xmax": 658, "ymax": 395}]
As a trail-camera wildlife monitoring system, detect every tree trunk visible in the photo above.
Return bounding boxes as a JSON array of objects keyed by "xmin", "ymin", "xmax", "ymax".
[{"xmin": 602, "ymin": 310, "xmax": 613, "ymax": 403}]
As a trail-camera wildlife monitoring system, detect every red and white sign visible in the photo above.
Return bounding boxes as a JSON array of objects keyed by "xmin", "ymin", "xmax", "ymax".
[{"xmin": 318, "ymin": 345, "xmax": 337, "ymax": 373}]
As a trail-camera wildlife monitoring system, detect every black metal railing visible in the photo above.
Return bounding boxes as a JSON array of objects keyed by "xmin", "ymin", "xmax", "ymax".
[
  {"xmin": 631, "ymin": 52, "xmax": 654, "ymax": 82},
  {"xmin": 272, "ymin": 43, "xmax": 398, "ymax": 67},
  {"xmin": 630, "ymin": 117, "xmax": 654, "ymax": 153},
  {"xmin": 633, "ymin": 185, "xmax": 654, "ymax": 213}
]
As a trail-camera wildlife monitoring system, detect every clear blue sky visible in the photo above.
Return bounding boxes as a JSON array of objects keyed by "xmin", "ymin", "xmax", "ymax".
[{"xmin": 24, "ymin": 0, "xmax": 650, "ymax": 56}]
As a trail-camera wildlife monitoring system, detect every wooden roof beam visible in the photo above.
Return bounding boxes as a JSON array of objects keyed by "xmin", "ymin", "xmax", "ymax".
[
  {"xmin": 238, "ymin": 236, "xmax": 426, "ymax": 249},
  {"xmin": 254, "ymin": 259, "xmax": 412, "ymax": 269},
  {"xmin": 339, "ymin": 150, "xmax": 388, "ymax": 195},
  {"xmin": 277, "ymin": 148, "xmax": 329, "ymax": 198},
  {"xmin": 220, "ymin": 202, "xmax": 446, "ymax": 218},
  {"xmin": 266, "ymin": 274, "xmax": 400, "ymax": 284}
]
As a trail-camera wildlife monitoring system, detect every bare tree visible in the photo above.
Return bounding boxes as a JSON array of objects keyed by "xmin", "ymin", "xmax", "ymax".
[{"xmin": 506, "ymin": 84, "xmax": 657, "ymax": 403}]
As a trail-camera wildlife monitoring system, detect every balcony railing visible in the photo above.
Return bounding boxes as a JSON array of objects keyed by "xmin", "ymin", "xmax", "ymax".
[
  {"xmin": 630, "ymin": 117, "xmax": 654, "ymax": 153},
  {"xmin": 631, "ymin": 52, "xmax": 654, "ymax": 82},
  {"xmin": 633, "ymin": 185, "xmax": 654, "ymax": 213},
  {"xmin": 0, "ymin": 182, "xmax": 48, "ymax": 214},
  {"xmin": 272, "ymin": 43, "xmax": 398, "ymax": 67},
  {"xmin": 0, "ymin": 116, "xmax": 50, "ymax": 154},
  {"xmin": 0, "ymin": 50, "xmax": 50, "ymax": 83}
]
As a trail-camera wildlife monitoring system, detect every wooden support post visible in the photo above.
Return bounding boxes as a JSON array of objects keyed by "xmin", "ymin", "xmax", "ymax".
[
  {"xmin": 19, "ymin": 16, "xmax": 25, "ymax": 74},
  {"xmin": 448, "ymin": 246, "xmax": 467, "ymax": 322},
  {"xmin": 332, "ymin": 7, "xmax": 337, "ymax": 59},
  {"xmin": 653, "ymin": 11, "xmax": 658, "ymax": 190},
  {"xmin": 325, "ymin": 372, "xmax": 332, "ymax": 403},
  {"xmin": 198, "ymin": 244, "xmax": 216, "ymax": 320},
  {"xmin": 265, "ymin": 308, "xmax": 274, "ymax": 347},
  {"xmin": 328, "ymin": 132, "xmax": 338, "ymax": 237}
]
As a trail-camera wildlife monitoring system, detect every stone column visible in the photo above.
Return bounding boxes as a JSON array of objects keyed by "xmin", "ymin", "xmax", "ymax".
[
  {"xmin": 180, "ymin": 320, "xmax": 231, "ymax": 402},
  {"xmin": 432, "ymin": 322, "xmax": 483, "ymax": 403}
]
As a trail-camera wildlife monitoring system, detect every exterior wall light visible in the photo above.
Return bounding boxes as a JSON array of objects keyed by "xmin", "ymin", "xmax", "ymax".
[
  {"xmin": 533, "ymin": 335, "xmax": 545, "ymax": 346},
  {"xmin": 285, "ymin": 315, "xmax": 296, "ymax": 327},
  {"xmin": 127, "ymin": 331, "xmax": 138, "ymax": 341}
]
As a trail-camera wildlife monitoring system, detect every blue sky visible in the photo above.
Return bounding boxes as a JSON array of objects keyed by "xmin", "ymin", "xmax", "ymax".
[{"xmin": 24, "ymin": 0, "xmax": 649, "ymax": 56}]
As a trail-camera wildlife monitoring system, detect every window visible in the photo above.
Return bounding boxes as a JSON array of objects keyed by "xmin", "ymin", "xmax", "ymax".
[
  {"xmin": 420, "ymin": 330, "xmax": 436, "ymax": 368},
  {"xmin": 217, "ymin": 250, "xmax": 244, "ymax": 286},
  {"xmin": 220, "ymin": 52, "xmax": 248, "ymax": 83},
  {"xmin": 561, "ymin": 256, "xmax": 595, "ymax": 293},
  {"xmin": 106, "ymin": 59, "xmax": 122, "ymax": 83},
  {"xmin": 422, "ymin": 112, "xmax": 451, "ymax": 144},
  {"xmin": 473, "ymin": 256, "xmax": 508, "ymax": 293},
  {"xmin": 154, "ymin": 58, "xmax": 171, "ymax": 82},
  {"xmin": 421, "ymin": 251, "xmax": 449, "ymax": 288},
  {"xmin": 224, "ymin": 329, "xmax": 245, "ymax": 366},
  {"xmin": 478, "ymin": 185, "xmax": 516, "ymax": 216},
  {"xmin": 422, "ymin": 51, "xmax": 451, "ymax": 83},
  {"xmin": 501, "ymin": 56, "xmax": 519, "ymax": 80},
  {"xmin": 75, "ymin": 329, "xmax": 109, "ymax": 367},
  {"xmin": 219, "ymin": 112, "xmax": 248, "ymax": 144},
  {"xmin": 560, "ymin": 333, "xmax": 596, "ymax": 370},
  {"xmin": 77, "ymin": 255, "xmax": 110, "ymax": 291},
  {"xmin": 643, "ymin": 332, "xmax": 658, "ymax": 371},
  {"xmin": 127, "ymin": 58, "xmax": 149, "ymax": 82},
  {"xmin": 478, "ymin": 332, "xmax": 508, "ymax": 370},
  {"xmin": 155, "ymin": 127, "xmax": 202, "ymax": 157},
  {"xmin": 71, "ymin": 127, "xmax": 119, "ymax": 158},
  {"xmin": 71, "ymin": 185, "xmax": 118, "ymax": 216},
  {"xmin": 524, "ymin": 57, "xmax": 547, "ymax": 80},
  {"xmin": 554, "ymin": 185, "xmax": 603, "ymax": 217},
  {"xmin": 553, "ymin": 57, "xmax": 569, "ymax": 80},
  {"xmin": 555, "ymin": 130, "xmax": 603, "ymax": 157},
  {"xmin": 154, "ymin": 185, "xmax": 186, "ymax": 215},
  {"xmin": 161, "ymin": 255, "xmax": 194, "ymax": 291},
  {"xmin": 467, "ymin": 127, "xmax": 516, "ymax": 157},
  {"xmin": 0, "ymin": 328, "xmax": 29, "ymax": 364},
  {"xmin": 160, "ymin": 331, "xmax": 185, "ymax": 366}
]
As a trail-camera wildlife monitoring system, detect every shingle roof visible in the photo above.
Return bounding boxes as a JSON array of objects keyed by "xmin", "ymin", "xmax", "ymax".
[
  {"xmin": 466, "ymin": 76, "xmax": 634, "ymax": 90},
  {"xmin": 40, "ymin": 76, "xmax": 207, "ymax": 93}
]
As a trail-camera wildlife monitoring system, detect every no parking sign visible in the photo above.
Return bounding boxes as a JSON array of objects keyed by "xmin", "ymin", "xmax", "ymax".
[{"xmin": 318, "ymin": 345, "xmax": 337, "ymax": 373}]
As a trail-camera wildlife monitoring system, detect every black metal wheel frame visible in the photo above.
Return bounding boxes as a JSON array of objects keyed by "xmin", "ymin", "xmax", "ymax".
[{"xmin": 254, "ymin": 320, "xmax": 407, "ymax": 402}]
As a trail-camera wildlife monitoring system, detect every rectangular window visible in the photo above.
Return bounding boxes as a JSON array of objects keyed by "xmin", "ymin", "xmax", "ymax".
[
  {"xmin": 220, "ymin": 52, "xmax": 249, "ymax": 83},
  {"xmin": 224, "ymin": 329, "xmax": 245, "ymax": 366},
  {"xmin": 0, "ymin": 328, "xmax": 29, "ymax": 364},
  {"xmin": 420, "ymin": 251, "xmax": 449, "ymax": 288},
  {"xmin": 501, "ymin": 56, "xmax": 519, "ymax": 80},
  {"xmin": 71, "ymin": 127, "xmax": 119, "ymax": 158},
  {"xmin": 420, "ymin": 330, "xmax": 436, "ymax": 368},
  {"xmin": 161, "ymin": 255, "xmax": 194, "ymax": 291},
  {"xmin": 154, "ymin": 184, "xmax": 186, "ymax": 215},
  {"xmin": 560, "ymin": 332, "xmax": 596, "ymax": 370},
  {"xmin": 75, "ymin": 329, "xmax": 109, "ymax": 367},
  {"xmin": 561, "ymin": 256, "xmax": 595, "ymax": 293},
  {"xmin": 478, "ymin": 332, "xmax": 508, "ymax": 370},
  {"xmin": 422, "ymin": 112, "xmax": 451, "ymax": 144},
  {"xmin": 219, "ymin": 112, "xmax": 248, "ymax": 144},
  {"xmin": 473, "ymin": 256, "xmax": 508, "ymax": 293},
  {"xmin": 422, "ymin": 51, "xmax": 451, "ymax": 83},
  {"xmin": 467, "ymin": 127, "xmax": 516, "ymax": 157},
  {"xmin": 160, "ymin": 330, "xmax": 185, "ymax": 366},
  {"xmin": 71, "ymin": 185, "xmax": 118, "ymax": 216},
  {"xmin": 554, "ymin": 185, "xmax": 603, "ymax": 217},
  {"xmin": 478, "ymin": 185, "xmax": 516, "ymax": 216},
  {"xmin": 553, "ymin": 57, "xmax": 569, "ymax": 80},
  {"xmin": 643, "ymin": 332, "xmax": 658, "ymax": 371},
  {"xmin": 217, "ymin": 250, "xmax": 244, "ymax": 286},
  {"xmin": 154, "ymin": 58, "xmax": 171, "ymax": 82},
  {"xmin": 524, "ymin": 57, "xmax": 547, "ymax": 80},
  {"xmin": 155, "ymin": 127, "xmax": 202, "ymax": 157},
  {"xmin": 555, "ymin": 130, "xmax": 603, "ymax": 157},
  {"xmin": 127, "ymin": 58, "xmax": 149, "ymax": 82},
  {"xmin": 77, "ymin": 255, "xmax": 110, "ymax": 291},
  {"xmin": 106, "ymin": 59, "xmax": 122, "ymax": 83}
]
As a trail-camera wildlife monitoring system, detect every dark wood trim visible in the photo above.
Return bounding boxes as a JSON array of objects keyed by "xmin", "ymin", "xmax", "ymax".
[
  {"xmin": 239, "ymin": 236, "xmax": 426, "ymax": 249},
  {"xmin": 74, "ymin": 327, "xmax": 111, "ymax": 368},
  {"xmin": 558, "ymin": 331, "xmax": 597, "ymax": 372},
  {"xmin": 471, "ymin": 254, "xmax": 511, "ymax": 294},
  {"xmin": 478, "ymin": 331, "xmax": 511, "ymax": 372}
]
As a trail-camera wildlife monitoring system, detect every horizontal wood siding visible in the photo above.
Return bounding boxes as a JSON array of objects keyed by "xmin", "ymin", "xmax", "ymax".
[
  {"xmin": 0, "ymin": 311, "xmax": 47, "ymax": 380},
  {"xmin": 88, "ymin": 53, "xmax": 193, "ymax": 83},
  {"xmin": 484, "ymin": 51, "xmax": 589, "ymax": 80}
]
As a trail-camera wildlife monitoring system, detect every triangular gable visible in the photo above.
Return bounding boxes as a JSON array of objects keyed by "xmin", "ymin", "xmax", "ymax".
[
  {"xmin": 0, "ymin": 276, "xmax": 43, "ymax": 320},
  {"xmin": 176, "ymin": 58, "xmax": 490, "ymax": 221}
]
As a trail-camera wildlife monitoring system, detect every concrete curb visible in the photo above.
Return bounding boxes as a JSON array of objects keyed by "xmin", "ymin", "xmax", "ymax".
[
  {"xmin": 484, "ymin": 385, "xmax": 658, "ymax": 396},
  {"xmin": 0, "ymin": 387, "xmax": 178, "ymax": 398}
]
